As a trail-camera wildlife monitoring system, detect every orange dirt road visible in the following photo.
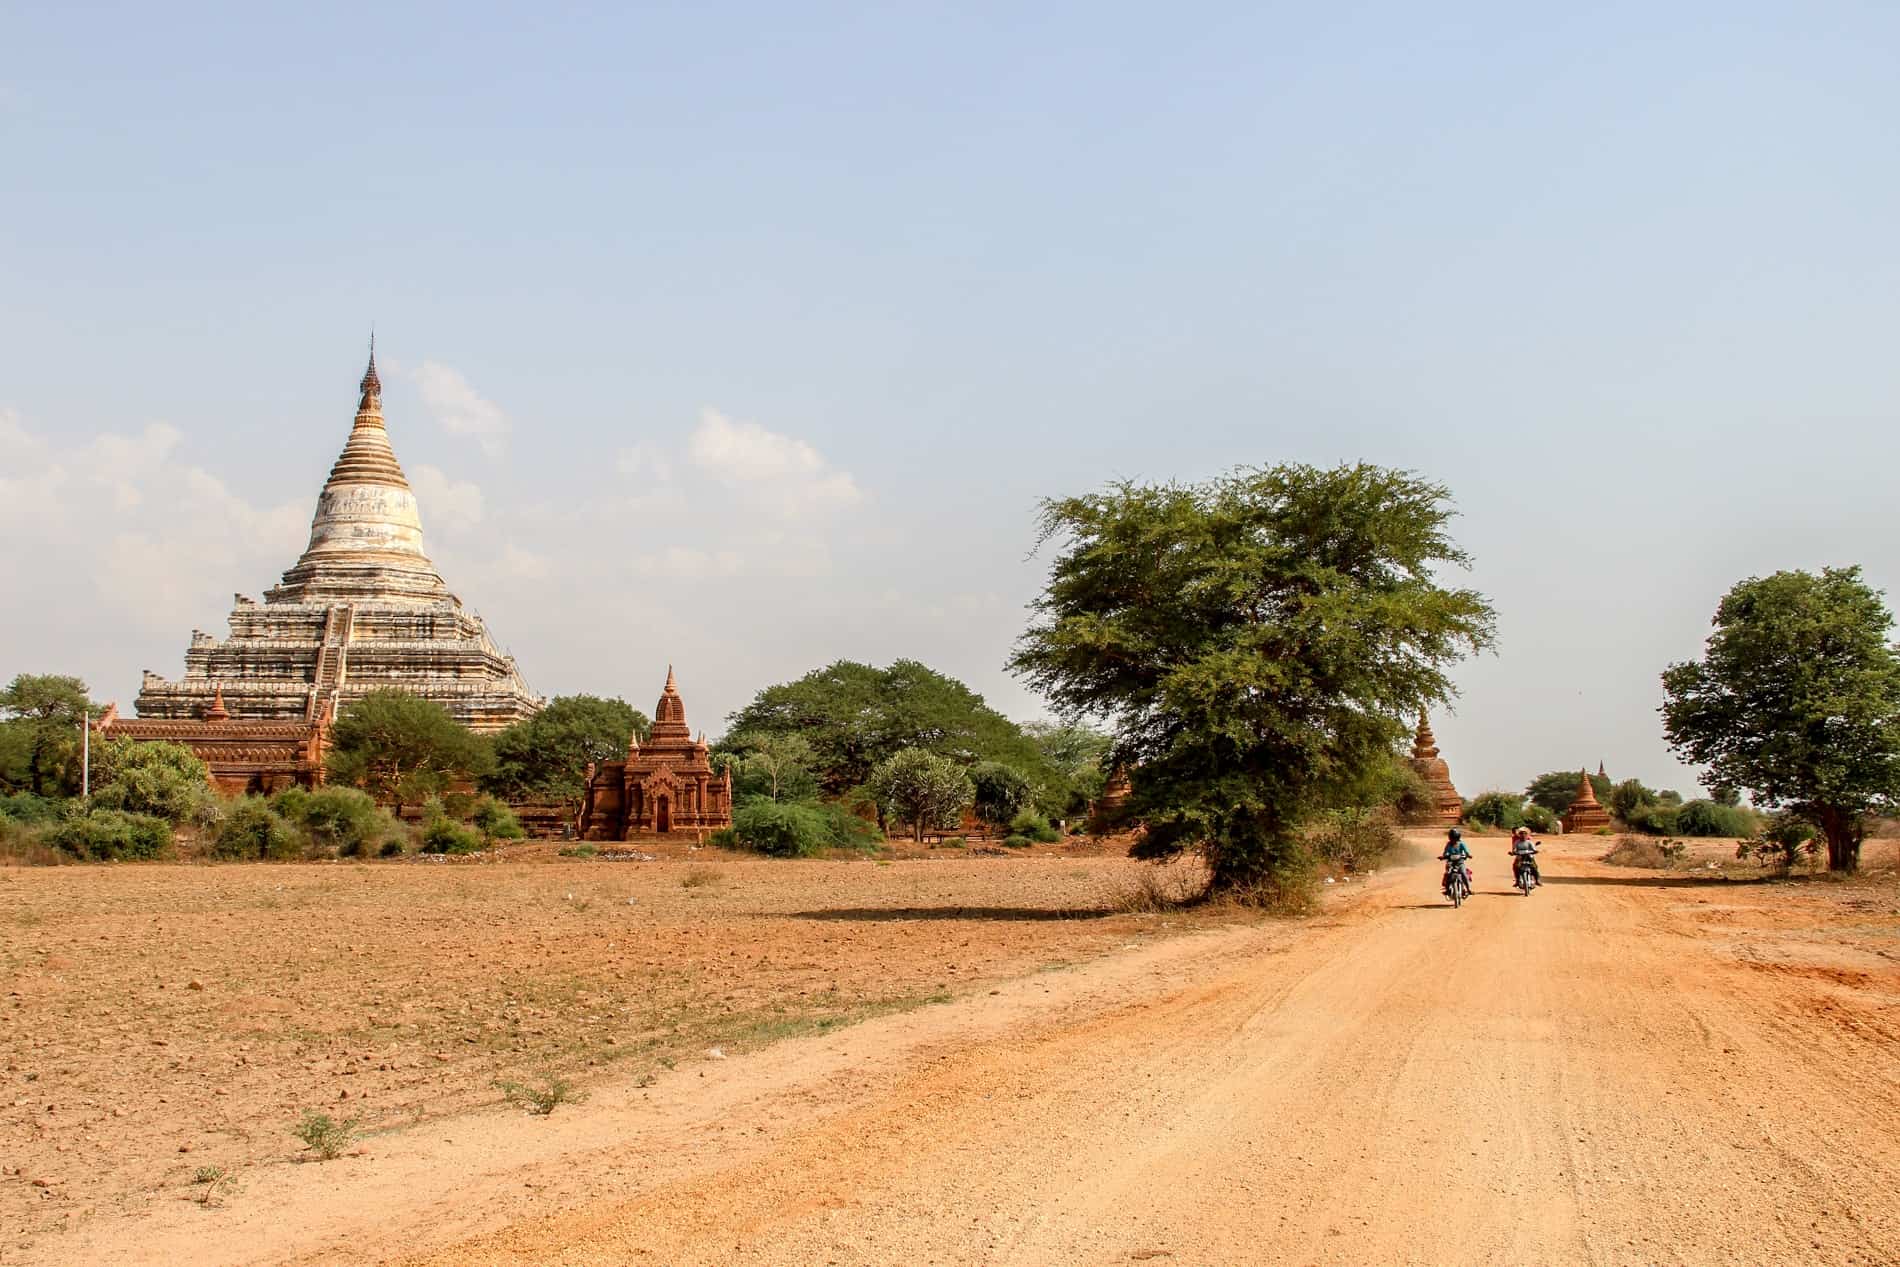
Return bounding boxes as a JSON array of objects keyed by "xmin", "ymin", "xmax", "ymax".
[{"xmin": 34, "ymin": 839, "xmax": 1900, "ymax": 1267}]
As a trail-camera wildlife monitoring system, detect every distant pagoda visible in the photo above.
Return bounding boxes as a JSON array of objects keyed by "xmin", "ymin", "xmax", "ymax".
[
  {"xmin": 1562, "ymin": 768, "xmax": 1612, "ymax": 833},
  {"xmin": 133, "ymin": 345, "xmax": 542, "ymax": 735},
  {"xmin": 1408, "ymin": 714, "xmax": 1464, "ymax": 827},
  {"xmin": 579, "ymin": 668, "xmax": 732, "ymax": 839}
]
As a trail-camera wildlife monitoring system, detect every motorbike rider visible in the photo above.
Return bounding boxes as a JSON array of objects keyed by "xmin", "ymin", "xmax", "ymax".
[
  {"xmin": 1439, "ymin": 827, "xmax": 1472, "ymax": 895},
  {"xmin": 1507, "ymin": 827, "xmax": 1541, "ymax": 887}
]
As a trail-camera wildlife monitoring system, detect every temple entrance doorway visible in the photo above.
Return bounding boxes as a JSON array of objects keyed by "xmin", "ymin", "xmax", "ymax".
[{"xmin": 656, "ymin": 796, "xmax": 671, "ymax": 833}]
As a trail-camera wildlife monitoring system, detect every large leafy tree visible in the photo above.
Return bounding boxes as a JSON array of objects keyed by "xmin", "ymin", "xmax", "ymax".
[
  {"xmin": 1524, "ymin": 769, "xmax": 1612, "ymax": 817},
  {"xmin": 0, "ymin": 674, "xmax": 100, "ymax": 797},
  {"xmin": 482, "ymin": 695, "xmax": 649, "ymax": 807},
  {"xmin": 1009, "ymin": 464, "xmax": 1495, "ymax": 895},
  {"xmin": 327, "ymin": 690, "xmax": 492, "ymax": 810},
  {"xmin": 1662, "ymin": 567, "xmax": 1900, "ymax": 872},
  {"xmin": 727, "ymin": 659, "xmax": 1050, "ymax": 794},
  {"xmin": 869, "ymin": 748, "xmax": 975, "ymax": 843}
]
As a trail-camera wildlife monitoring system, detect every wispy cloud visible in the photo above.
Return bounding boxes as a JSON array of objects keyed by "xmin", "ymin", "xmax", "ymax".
[
  {"xmin": 687, "ymin": 408, "xmax": 862, "ymax": 516},
  {"xmin": 414, "ymin": 361, "xmax": 511, "ymax": 458}
]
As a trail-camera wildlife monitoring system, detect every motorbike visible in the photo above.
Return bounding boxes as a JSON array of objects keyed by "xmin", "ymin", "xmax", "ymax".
[{"xmin": 1444, "ymin": 861, "xmax": 1472, "ymax": 908}]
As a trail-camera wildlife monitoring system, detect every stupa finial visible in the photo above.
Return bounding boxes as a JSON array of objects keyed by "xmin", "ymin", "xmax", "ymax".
[{"xmin": 358, "ymin": 333, "xmax": 382, "ymax": 413}]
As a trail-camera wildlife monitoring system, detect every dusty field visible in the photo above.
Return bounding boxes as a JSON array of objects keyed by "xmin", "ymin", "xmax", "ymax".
[
  {"xmin": 0, "ymin": 846, "xmax": 1223, "ymax": 1259},
  {"xmin": 8, "ymin": 834, "xmax": 1900, "ymax": 1266}
]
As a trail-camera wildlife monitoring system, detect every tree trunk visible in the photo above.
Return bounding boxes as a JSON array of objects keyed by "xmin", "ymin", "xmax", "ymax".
[
  {"xmin": 1818, "ymin": 808, "xmax": 1861, "ymax": 873},
  {"xmin": 913, "ymin": 819, "xmax": 924, "ymax": 844}
]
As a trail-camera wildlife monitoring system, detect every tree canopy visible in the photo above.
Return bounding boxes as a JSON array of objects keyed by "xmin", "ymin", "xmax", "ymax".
[
  {"xmin": 726, "ymin": 659, "xmax": 1051, "ymax": 795},
  {"xmin": 326, "ymin": 689, "xmax": 492, "ymax": 809},
  {"xmin": 868, "ymin": 748, "xmax": 975, "ymax": 843},
  {"xmin": 1662, "ymin": 566, "xmax": 1900, "ymax": 872},
  {"xmin": 1524, "ymin": 769, "xmax": 1612, "ymax": 817},
  {"xmin": 0, "ymin": 674, "xmax": 99, "ymax": 797},
  {"xmin": 1009, "ymin": 463, "xmax": 1495, "ymax": 894},
  {"xmin": 482, "ymin": 695, "xmax": 649, "ymax": 807}
]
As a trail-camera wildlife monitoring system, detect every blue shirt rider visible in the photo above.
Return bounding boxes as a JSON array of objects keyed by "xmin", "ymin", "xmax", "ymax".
[{"xmin": 1439, "ymin": 827, "xmax": 1472, "ymax": 894}]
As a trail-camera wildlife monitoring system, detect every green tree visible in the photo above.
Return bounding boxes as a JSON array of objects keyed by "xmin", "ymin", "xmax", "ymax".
[
  {"xmin": 0, "ymin": 674, "xmax": 99, "ymax": 797},
  {"xmin": 1662, "ymin": 566, "xmax": 1900, "ymax": 872},
  {"xmin": 969, "ymin": 761, "xmax": 1032, "ymax": 830},
  {"xmin": 869, "ymin": 748, "xmax": 975, "ymax": 843},
  {"xmin": 1009, "ymin": 463, "xmax": 1494, "ymax": 896},
  {"xmin": 89, "ymin": 738, "xmax": 213, "ymax": 823},
  {"xmin": 1524, "ymin": 769, "xmax": 1612, "ymax": 817},
  {"xmin": 1021, "ymin": 720, "xmax": 1113, "ymax": 816},
  {"xmin": 483, "ymin": 695, "xmax": 648, "ymax": 808},
  {"xmin": 728, "ymin": 731, "xmax": 818, "ymax": 803},
  {"xmin": 728, "ymin": 660, "xmax": 1051, "ymax": 794},
  {"xmin": 326, "ymin": 690, "xmax": 492, "ymax": 811}
]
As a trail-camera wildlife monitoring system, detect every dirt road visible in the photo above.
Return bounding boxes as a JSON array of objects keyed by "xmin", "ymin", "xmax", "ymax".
[{"xmin": 24, "ymin": 839, "xmax": 1900, "ymax": 1266}]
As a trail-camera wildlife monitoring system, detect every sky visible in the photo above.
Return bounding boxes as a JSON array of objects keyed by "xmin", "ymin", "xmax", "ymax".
[{"xmin": 4, "ymin": 1, "xmax": 1898, "ymax": 798}]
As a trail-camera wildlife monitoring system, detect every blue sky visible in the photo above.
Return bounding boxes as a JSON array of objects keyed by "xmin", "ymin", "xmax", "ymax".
[{"xmin": 4, "ymin": 2, "xmax": 1897, "ymax": 797}]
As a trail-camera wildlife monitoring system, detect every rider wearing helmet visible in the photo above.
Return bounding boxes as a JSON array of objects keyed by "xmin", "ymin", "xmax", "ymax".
[
  {"xmin": 1439, "ymin": 827, "xmax": 1472, "ymax": 896},
  {"xmin": 1507, "ymin": 827, "xmax": 1541, "ymax": 887}
]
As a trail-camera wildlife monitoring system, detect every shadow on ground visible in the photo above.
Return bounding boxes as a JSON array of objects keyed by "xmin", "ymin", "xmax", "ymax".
[{"xmin": 788, "ymin": 906, "xmax": 1120, "ymax": 923}]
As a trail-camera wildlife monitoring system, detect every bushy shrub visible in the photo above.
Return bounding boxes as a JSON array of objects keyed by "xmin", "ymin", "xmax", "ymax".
[
  {"xmin": 273, "ymin": 786, "xmax": 384, "ymax": 855},
  {"xmin": 470, "ymin": 796, "xmax": 526, "ymax": 840},
  {"xmin": 377, "ymin": 839, "xmax": 406, "ymax": 858},
  {"xmin": 1621, "ymin": 802, "xmax": 1681, "ymax": 836},
  {"xmin": 1609, "ymin": 778, "xmax": 1680, "ymax": 823},
  {"xmin": 1737, "ymin": 811, "xmax": 1819, "ymax": 871},
  {"xmin": 213, "ymin": 798, "xmax": 301, "ymax": 860},
  {"xmin": 729, "ymin": 799, "xmax": 832, "ymax": 858},
  {"xmin": 1521, "ymin": 804, "xmax": 1559, "ymax": 833},
  {"xmin": 814, "ymin": 801, "xmax": 881, "ymax": 852},
  {"xmin": 1308, "ymin": 807, "xmax": 1400, "ymax": 870},
  {"xmin": 1002, "ymin": 834, "xmax": 1031, "ymax": 848},
  {"xmin": 1462, "ymin": 791, "xmax": 1525, "ymax": 831},
  {"xmin": 0, "ymin": 793, "xmax": 63, "ymax": 824},
  {"xmin": 1672, "ymin": 799, "xmax": 1759, "ymax": 838},
  {"xmin": 50, "ymin": 809, "xmax": 173, "ymax": 861},
  {"xmin": 1007, "ymin": 810, "xmax": 1062, "ymax": 843},
  {"xmin": 1603, "ymin": 835, "xmax": 1688, "ymax": 868},
  {"xmin": 420, "ymin": 817, "xmax": 485, "ymax": 855},
  {"xmin": 89, "ymin": 739, "xmax": 215, "ymax": 824}
]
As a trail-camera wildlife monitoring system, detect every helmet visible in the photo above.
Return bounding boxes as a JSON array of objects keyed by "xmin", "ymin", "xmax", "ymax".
[{"xmin": 1447, "ymin": 827, "xmax": 1463, "ymax": 841}]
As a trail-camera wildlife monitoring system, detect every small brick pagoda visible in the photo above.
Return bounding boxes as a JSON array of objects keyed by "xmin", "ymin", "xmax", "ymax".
[
  {"xmin": 132, "ymin": 345, "xmax": 542, "ymax": 738},
  {"xmin": 579, "ymin": 669, "xmax": 733, "ymax": 839},
  {"xmin": 1562, "ymin": 768, "xmax": 1612, "ymax": 833},
  {"xmin": 1407, "ymin": 714, "xmax": 1464, "ymax": 826},
  {"xmin": 1088, "ymin": 764, "xmax": 1134, "ymax": 834}
]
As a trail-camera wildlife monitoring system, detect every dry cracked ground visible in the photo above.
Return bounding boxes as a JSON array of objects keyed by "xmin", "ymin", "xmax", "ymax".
[{"xmin": 4, "ymin": 833, "xmax": 1899, "ymax": 1266}]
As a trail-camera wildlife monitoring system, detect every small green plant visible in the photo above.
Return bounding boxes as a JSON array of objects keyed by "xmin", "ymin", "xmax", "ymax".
[
  {"xmin": 1001, "ymin": 834, "xmax": 1030, "ymax": 848},
  {"xmin": 558, "ymin": 843, "xmax": 598, "ymax": 858},
  {"xmin": 496, "ymin": 1074, "xmax": 586, "ymax": 1116},
  {"xmin": 191, "ymin": 1164, "xmax": 235, "ymax": 1205},
  {"xmin": 293, "ymin": 1110, "xmax": 359, "ymax": 1160},
  {"xmin": 939, "ymin": 835, "xmax": 969, "ymax": 849},
  {"xmin": 377, "ymin": 838, "xmax": 405, "ymax": 858},
  {"xmin": 680, "ymin": 867, "xmax": 720, "ymax": 889}
]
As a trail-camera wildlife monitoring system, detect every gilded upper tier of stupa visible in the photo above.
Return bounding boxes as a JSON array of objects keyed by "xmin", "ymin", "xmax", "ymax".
[{"xmin": 133, "ymin": 345, "xmax": 542, "ymax": 733}]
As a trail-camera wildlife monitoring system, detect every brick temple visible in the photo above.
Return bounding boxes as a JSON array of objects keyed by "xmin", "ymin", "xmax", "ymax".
[
  {"xmin": 114, "ymin": 346, "xmax": 542, "ymax": 790},
  {"xmin": 579, "ymin": 668, "xmax": 733, "ymax": 839}
]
